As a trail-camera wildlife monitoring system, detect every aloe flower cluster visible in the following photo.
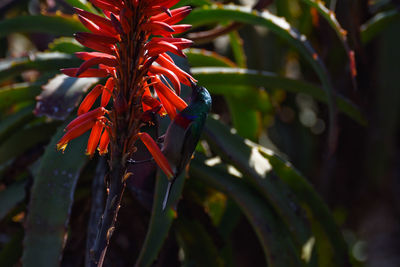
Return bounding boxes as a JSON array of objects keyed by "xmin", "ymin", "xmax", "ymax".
[{"xmin": 57, "ymin": 0, "xmax": 195, "ymax": 176}]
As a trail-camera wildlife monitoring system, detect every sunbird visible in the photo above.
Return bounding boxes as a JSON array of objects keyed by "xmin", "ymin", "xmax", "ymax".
[{"xmin": 160, "ymin": 80, "xmax": 212, "ymax": 209}]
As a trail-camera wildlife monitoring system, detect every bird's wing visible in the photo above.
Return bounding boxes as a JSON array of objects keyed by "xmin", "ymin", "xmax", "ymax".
[{"xmin": 177, "ymin": 120, "xmax": 198, "ymax": 173}]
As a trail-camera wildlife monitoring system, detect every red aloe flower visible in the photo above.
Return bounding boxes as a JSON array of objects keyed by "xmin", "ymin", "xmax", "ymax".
[{"xmin": 57, "ymin": 0, "xmax": 194, "ymax": 176}]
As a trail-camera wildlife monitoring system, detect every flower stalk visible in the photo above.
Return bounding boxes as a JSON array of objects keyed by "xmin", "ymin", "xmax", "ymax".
[{"xmin": 56, "ymin": 0, "xmax": 194, "ymax": 265}]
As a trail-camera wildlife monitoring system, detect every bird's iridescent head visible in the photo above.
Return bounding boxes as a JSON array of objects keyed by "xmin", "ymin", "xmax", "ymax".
[{"xmin": 189, "ymin": 79, "xmax": 212, "ymax": 111}]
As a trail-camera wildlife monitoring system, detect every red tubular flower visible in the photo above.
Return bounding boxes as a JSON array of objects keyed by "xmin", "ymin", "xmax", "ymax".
[{"xmin": 57, "ymin": 0, "xmax": 194, "ymax": 166}]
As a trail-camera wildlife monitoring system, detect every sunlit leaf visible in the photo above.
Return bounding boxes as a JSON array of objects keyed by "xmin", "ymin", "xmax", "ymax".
[
  {"xmin": 191, "ymin": 67, "xmax": 365, "ymax": 124},
  {"xmin": 48, "ymin": 37, "xmax": 85, "ymax": 53},
  {"xmin": 186, "ymin": 48, "xmax": 236, "ymax": 67},
  {"xmin": 64, "ymin": 0, "xmax": 99, "ymax": 13},
  {"xmin": 35, "ymin": 74, "xmax": 98, "ymax": 120},
  {"xmin": 190, "ymin": 157, "xmax": 303, "ymax": 267},
  {"xmin": 0, "ymin": 52, "xmax": 81, "ymax": 83},
  {"xmin": 184, "ymin": 4, "xmax": 336, "ymax": 133},
  {"xmin": 204, "ymin": 116, "xmax": 313, "ymax": 251},
  {"xmin": 0, "ymin": 15, "xmax": 87, "ymax": 39},
  {"xmin": 259, "ymin": 149, "xmax": 350, "ymax": 267}
]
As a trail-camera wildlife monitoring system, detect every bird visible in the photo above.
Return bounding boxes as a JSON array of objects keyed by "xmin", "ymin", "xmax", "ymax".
[{"xmin": 160, "ymin": 80, "xmax": 212, "ymax": 210}]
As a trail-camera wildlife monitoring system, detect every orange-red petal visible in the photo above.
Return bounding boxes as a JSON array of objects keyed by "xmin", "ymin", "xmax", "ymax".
[
  {"xmin": 156, "ymin": 88, "xmax": 177, "ymax": 120},
  {"xmin": 154, "ymin": 79, "xmax": 187, "ymax": 111},
  {"xmin": 149, "ymin": 65, "xmax": 181, "ymax": 95},
  {"xmin": 98, "ymin": 128, "xmax": 110, "ymax": 155},
  {"xmin": 78, "ymin": 84, "xmax": 103, "ymax": 115},
  {"xmin": 66, "ymin": 107, "xmax": 107, "ymax": 131},
  {"xmin": 75, "ymin": 57, "xmax": 118, "ymax": 77},
  {"xmin": 61, "ymin": 68, "xmax": 109, "ymax": 78},
  {"xmin": 57, "ymin": 119, "xmax": 96, "ymax": 152},
  {"xmin": 138, "ymin": 132, "xmax": 173, "ymax": 179},
  {"xmin": 101, "ymin": 77, "xmax": 115, "ymax": 107},
  {"xmin": 86, "ymin": 121, "xmax": 104, "ymax": 156}
]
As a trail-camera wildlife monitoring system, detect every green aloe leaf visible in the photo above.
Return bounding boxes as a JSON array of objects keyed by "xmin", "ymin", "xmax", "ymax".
[
  {"xmin": 48, "ymin": 37, "xmax": 85, "ymax": 53},
  {"xmin": 301, "ymin": 0, "xmax": 356, "ymax": 85},
  {"xmin": 225, "ymin": 29, "xmax": 260, "ymax": 140},
  {"xmin": 360, "ymin": 9, "xmax": 400, "ymax": 43},
  {"xmin": 0, "ymin": 122, "xmax": 58, "ymax": 165},
  {"xmin": 0, "ymin": 180, "xmax": 26, "ymax": 221},
  {"xmin": 0, "ymin": 52, "xmax": 81, "ymax": 83},
  {"xmin": 191, "ymin": 67, "xmax": 365, "ymax": 124},
  {"xmin": 204, "ymin": 116, "xmax": 313, "ymax": 252},
  {"xmin": 190, "ymin": 157, "xmax": 302, "ymax": 267},
  {"xmin": 0, "ymin": 105, "xmax": 35, "ymax": 145},
  {"xmin": 135, "ymin": 171, "xmax": 185, "ymax": 267},
  {"xmin": 226, "ymin": 96, "xmax": 260, "ymax": 140},
  {"xmin": 22, "ymin": 123, "xmax": 88, "ymax": 267},
  {"xmin": 228, "ymin": 30, "xmax": 247, "ymax": 68},
  {"xmin": 204, "ymin": 116, "xmax": 349, "ymax": 266},
  {"xmin": 175, "ymin": 216, "xmax": 224, "ymax": 267},
  {"xmin": 258, "ymin": 149, "xmax": 350, "ymax": 267},
  {"xmin": 0, "ymin": 15, "xmax": 86, "ymax": 39},
  {"xmin": 35, "ymin": 74, "xmax": 98, "ymax": 120},
  {"xmin": 186, "ymin": 48, "xmax": 236, "ymax": 67},
  {"xmin": 0, "ymin": 83, "xmax": 41, "ymax": 113},
  {"xmin": 64, "ymin": 0, "xmax": 99, "ymax": 13},
  {"xmin": 184, "ymin": 4, "xmax": 336, "ymax": 133}
]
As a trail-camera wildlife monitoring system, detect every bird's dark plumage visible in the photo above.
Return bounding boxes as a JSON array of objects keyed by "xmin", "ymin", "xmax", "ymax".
[{"xmin": 161, "ymin": 81, "xmax": 211, "ymax": 209}]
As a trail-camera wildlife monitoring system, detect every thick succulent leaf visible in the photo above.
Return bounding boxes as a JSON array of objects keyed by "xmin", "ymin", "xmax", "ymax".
[
  {"xmin": 48, "ymin": 37, "xmax": 85, "ymax": 53},
  {"xmin": 301, "ymin": 0, "xmax": 356, "ymax": 85},
  {"xmin": 0, "ymin": 122, "xmax": 58, "ymax": 165},
  {"xmin": 174, "ymin": 0, "xmax": 212, "ymax": 8},
  {"xmin": 0, "ymin": 52, "xmax": 81, "ymax": 83},
  {"xmin": 0, "ymin": 180, "xmax": 26, "ymax": 221},
  {"xmin": 0, "ymin": 105, "xmax": 35, "ymax": 145},
  {"xmin": 204, "ymin": 116, "xmax": 350, "ymax": 266},
  {"xmin": 191, "ymin": 67, "xmax": 365, "ymax": 124},
  {"xmin": 204, "ymin": 116, "xmax": 313, "ymax": 251},
  {"xmin": 0, "ymin": 15, "xmax": 86, "ymax": 39},
  {"xmin": 135, "ymin": 171, "xmax": 185, "ymax": 267},
  {"xmin": 360, "ymin": 9, "xmax": 400, "ymax": 43},
  {"xmin": 35, "ymin": 74, "xmax": 98, "ymax": 120},
  {"xmin": 228, "ymin": 30, "xmax": 247, "ymax": 68},
  {"xmin": 225, "ymin": 30, "xmax": 260, "ymax": 140},
  {"xmin": 184, "ymin": 4, "xmax": 336, "ymax": 132},
  {"xmin": 258, "ymin": 149, "xmax": 350, "ymax": 267},
  {"xmin": 186, "ymin": 48, "xmax": 236, "ymax": 67},
  {"xmin": 190, "ymin": 157, "xmax": 303, "ymax": 267},
  {"xmin": 64, "ymin": 0, "xmax": 99, "ymax": 13},
  {"xmin": 175, "ymin": 217, "xmax": 224, "ymax": 267},
  {"xmin": 22, "ymin": 123, "xmax": 88, "ymax": 267},
  {"xmin": 0, "ymin": 83, "xmax": 41, "ymax": 113},
  {"xmin": 226, "ymin": 96, "xmax": 259, "ymax": 140}
]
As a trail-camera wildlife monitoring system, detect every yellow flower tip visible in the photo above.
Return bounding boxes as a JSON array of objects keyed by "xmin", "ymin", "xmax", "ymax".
[
  {"xmin": 56, "ymin": 142, "xmax": 68, "ymax": 153},
  {"xmin": 98, "ymin": 147, "xmax": 108, "ymax": 155},
  {"xmin": 85, "ymin": 150, "xmax": 95, "ymax": 158}
]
